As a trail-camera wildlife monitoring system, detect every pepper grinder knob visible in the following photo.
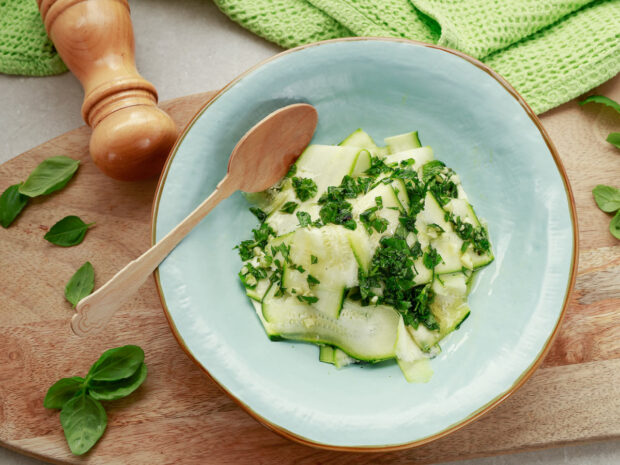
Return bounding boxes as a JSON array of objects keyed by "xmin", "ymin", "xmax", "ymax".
[{"xmin": 38, "ymin": 0, "xmax": 177, "ymax": 181}]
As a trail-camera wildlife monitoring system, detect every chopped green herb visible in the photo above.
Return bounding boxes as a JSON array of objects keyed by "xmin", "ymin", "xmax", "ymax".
[
  {"xmin": 446, "ymin": 212, "xmax": 491, "ymax": 255},
  {"xmin": 234, "ymin": 222, "xmax": 275, "ymax": 260},
  {"xmin": 249, "ymin": 207, "xmax": 267, "ymax": 222},
  {"xmin": 307, "ymin": 274, "xmax": 320, "ymax": 286},
  {"xmin": 423, "ymin": 247, "xmax": 443, "ymax": 270},
  {"xmin": 280, "ymin": 201, "xmax": 299, "ymax": 214},
  {"xmin": 285, "ymin": 163, "xmax": 297, "ymax": 178},
  {"xmin": 427, "ymin": 223, "xmax": 445, "ymax": 234},
  {"xmin": 319, "ymin": 198, "xmax": 356, "ymax": 230},
  {"xmin": 297, "ymin": 295, "xmax": 319, "ymax": 304},
  {"xmin": 421, "ymin": 160, "xmax": 445, "ymax": 184},
  {"xmin": 239, "ymin": 262, "xmax": 268, "ymax": 289},
  {"xmin": 292, "ymin": 177, "xmax": 317, "ymax": 201},
  {"xmin": 311, "ymin": 255, "xmax": 318, "ymax": 264},
  {"xmin": 296, "ymin": 211, "xmax": 312, "ymax": 227},
  {"xmin": 365, "ymin": 156, "xmax": 391, "ymax": 177}
]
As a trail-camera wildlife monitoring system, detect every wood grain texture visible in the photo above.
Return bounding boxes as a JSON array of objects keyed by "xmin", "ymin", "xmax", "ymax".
[{"xmin": 1, "ymin": 75, "xmax": 619, "ymax": 464}]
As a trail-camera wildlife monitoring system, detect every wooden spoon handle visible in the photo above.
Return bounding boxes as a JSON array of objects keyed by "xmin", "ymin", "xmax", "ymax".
[{"xmin": 72, "ymin": 177, "xmax": 236, "ymax": 336}]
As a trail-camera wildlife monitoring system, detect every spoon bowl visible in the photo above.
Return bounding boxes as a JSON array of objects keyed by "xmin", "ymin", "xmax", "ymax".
[
  {"xmin": 71, "ymin": 103, "xmax": 318, "ymax": 336},
  {"xmin": 229, "ymin": 103, "xmax": 318, "ymax": 192}
]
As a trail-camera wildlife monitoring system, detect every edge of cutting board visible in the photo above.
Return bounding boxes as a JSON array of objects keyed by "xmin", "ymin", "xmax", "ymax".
[{"xmin": 1, "ymin": 78, "xmax": 619, "ymax": 464}]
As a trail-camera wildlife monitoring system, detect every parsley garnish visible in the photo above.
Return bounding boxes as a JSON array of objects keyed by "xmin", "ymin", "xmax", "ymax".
[
  {"xmin": 296, "ymin": 211, "xmax": 312, "ymax": 227},
  {"xmin": 423, "ymin": 246, "xmax": 443, "ymax": 269},
  {"xmin": 422, "ymin": 160, "xmax": 445, "ymax": 183},
  {"xmin": 307, "ymin": 274, "xmax": 320, "ymax": 287},
  {"xmin": 234, "ymin": 222, "xmax": 275, "ymax": 260},
  {"xmin": 357, "ymin": 236, "xmax": 438, "ymax": 330},
  {"xmin": 297, "ymin": 295, "xmax": 319, "ymax": 304},
  {"xmin": 292, "ymin": 177, "xmax": 317, "ymax": 201},
  {"xmin": 280, "ymin": 201, "xmax": 298, "ymax": 214},
  {"xmin": 249, "ymin": 207, "xmax": 267, "ymax": 223},
  {"xmin": 446, "ymin": 212, "xmax": 491, "ymax": 255},
  {"xmin": 365, "ymin": 156, "xmax": 391, "ymax": 177},
  {"xmin": 311, "ymin": 255, "xmax": 318, "ymax": 264},
  {"xmin": 285, "ymin": 164, "xmax": 297, "ymax": 178}
]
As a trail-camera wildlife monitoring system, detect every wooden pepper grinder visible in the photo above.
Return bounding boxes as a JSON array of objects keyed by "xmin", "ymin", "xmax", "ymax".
[{"xmin": 38, "ymin": 0, "xmax": 178, "ymax": 181}]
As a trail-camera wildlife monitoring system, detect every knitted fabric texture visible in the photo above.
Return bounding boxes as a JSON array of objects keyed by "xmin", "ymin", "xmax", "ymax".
[
  {"xmin": 213, "ymin": 0, "xmax": 620, "ymax": 113},
  {"xmin": 1, "ymin": 0, "xmax": 618, "ymax": 113},
  {"xmin": 0, "ymin": 0, "xmax": 66, "ymax": 76}
]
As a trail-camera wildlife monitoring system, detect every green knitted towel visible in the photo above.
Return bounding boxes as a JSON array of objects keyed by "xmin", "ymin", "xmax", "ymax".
[
  {"xmin": 1, "ymin": 0, "xmax": 618, "ymax": 113},
  {"xmin": 0, "ymin": 0, "xmax": 66, "ymax": 76},
  {"xmin": 212, "ymin": 0, "xmax": 620, "ymax": 113}
]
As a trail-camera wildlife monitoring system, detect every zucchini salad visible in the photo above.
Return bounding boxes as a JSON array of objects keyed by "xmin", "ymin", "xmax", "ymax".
[{"xmin": 236, "ymin": 129, "xmax": 493, "ymax": 382}]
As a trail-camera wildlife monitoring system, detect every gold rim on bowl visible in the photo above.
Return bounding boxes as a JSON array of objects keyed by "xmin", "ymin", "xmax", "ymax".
[{"xmin": 150, "ymin": 37, "xmax": 579, "ymax": 452}]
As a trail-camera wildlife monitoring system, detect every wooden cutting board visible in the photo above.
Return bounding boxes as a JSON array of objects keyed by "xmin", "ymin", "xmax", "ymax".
[{"xmin": 1, "ymin": 76, "xmax": 619, "ymax": 465}]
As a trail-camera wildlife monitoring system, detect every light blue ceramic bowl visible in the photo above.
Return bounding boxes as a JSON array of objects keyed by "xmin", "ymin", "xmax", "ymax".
[{"xmin": 152, "ymin": 38, "xmax": 577, "ymax": 450}]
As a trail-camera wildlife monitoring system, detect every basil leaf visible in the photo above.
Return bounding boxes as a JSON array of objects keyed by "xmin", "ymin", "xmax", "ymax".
[
  {"xmin": 88, "ymin": 363, "xmax": 147, "ymax": 401},
  {"xmin": 0, "ymin": 183, "xmax": 29, "ymax": 228},
  {"xmin": 44, "ymin": 377, "xmax": 85, "ymax": 410},
  {"xmin": 607, "ymin": 132, "xmax": 620, "ymax": 149},
  {"xmin": 59, "ymin": 394, "xmax": 107, "ymax": 455},
  {"xmin": 611, "ymin": 210, "xmax": 620, "ymax": 240},
  {"xmin": 44, "ymin": 215, "xmax": 94, "ymax": 247},
  {"xmin": 65, "ymin": 262, "xmax": 95, "ymax": 307},
  {"xmin": 19, "ymin": 156, "xmax": 79, "ymax": 197},
  {"xmin": 86, "ymin": 345, "xmax": 144, "ymax": 382},
  {"xmin": 579, "ymin": 95, "xmax": 620, "ymax": 114},
  {"xmin": 592, "ymin": 185, "xmax": 620, "ymax": 213}
]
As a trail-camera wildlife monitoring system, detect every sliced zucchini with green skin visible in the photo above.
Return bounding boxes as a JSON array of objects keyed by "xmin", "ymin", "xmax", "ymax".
[
  {"xmin": 413, "ymin": 257, "xmax": 433, "ymax": 285},
  {"xmin": 349, "ymin": 182, "xmax": 404, "ymax": 272},
  {"xmin": 283, "ymin": 226, "xmax": 358, "ymax": 319},
  {"xmin": 416, "ymin": 192, "xmax": 464, "ymax": 274},
  {"xmin": 443, "ymin": 198, "xmax": 494, "ymax": 270},
  {"xmin": 385, "ymin": 131, "xmax": 421, "ymax": 153},
  {"xmin": 431, "ymin": 272, "xmax": 471, "ymax": 336},
  {"xmin": 266, "ymin": 145, "xmax": 365, "ymax": 235},
  {"xmin": 407, "ymin": 323, "xmax": 442, "ymax": 352},
  {"xmin": 319, "ymin": 345, "xmax": 335, "ymax": 364},
  {"xmin": 245, "ymin": 278, "xmax": 271, "ymax": 302},
  {"xmin": 333, "ymin": 347, "xmax": 356, "ymax": 368},
  {"xmin": 386, "ymin": 146, "xmax": 435, "ymax": 169},
  {"xmin": 244, "ymin": 189, "xmax": 287, "ymax": 215},
  {"xmin": 396, "ymin": 317, "xmax": 433, "ymax": 383},
  {"xmin": 339, "ymin": 129, "xmax": 377, "ymax": 148},
  {"xmin": 295, "ymin": 144, "xmax": 362, "ymax": 196},
  {"xmin": 262, "ymin": 292, "xmax": 401, "ymax": 361},
  {"xmin": 350, "ymin": 149, "xmax": 372, "ymax": 176},
  {"xmin": 391, "ymin": 178, "xmax": 410, "ymax": 212},
  {"xmin": 267, "ymin": 203, "xmax": 320, "ymax": 236},
  {"xmin": 339, "ymin": 129, "xmax": 388, "ymax": 157},
  {"xmin": 318, "ymin": 345, "xmax": 356, "ymax": 368},
  {"xmin": 251, "ymin": 299, "xmax": 282, "ymax": 340}
]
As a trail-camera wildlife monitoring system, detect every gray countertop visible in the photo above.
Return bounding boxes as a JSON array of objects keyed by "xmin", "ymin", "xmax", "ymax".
[{"xmin": 0, "ymin": 0, "xmax": 618, "ymax": 463}]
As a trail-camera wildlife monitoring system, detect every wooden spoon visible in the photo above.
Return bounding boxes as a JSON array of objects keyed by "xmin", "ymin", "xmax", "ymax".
[{"xmin": 72, "ymin": 103, "xmax": 318, "ymax": 336}]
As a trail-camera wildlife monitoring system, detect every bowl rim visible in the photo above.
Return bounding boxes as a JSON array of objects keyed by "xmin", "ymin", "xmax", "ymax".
[{"xmin": 150, "ymin": 37, "xmax": 579, "ymax": 452}]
